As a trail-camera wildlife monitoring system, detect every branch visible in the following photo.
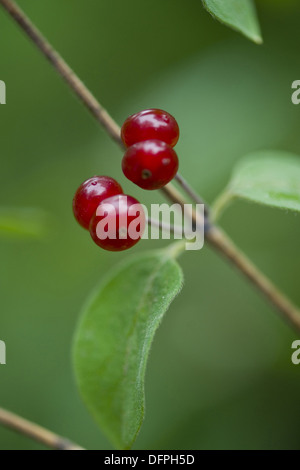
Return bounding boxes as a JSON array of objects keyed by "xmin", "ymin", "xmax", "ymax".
[
  {"xmin": 1, "ymin": 0, "xmax": 300, "ymax": 335},
  {"xmin": 147, "ymin": 216, "xmax": 184, "ymax": 237},
  {"xmin": 0, "ymin": 407, "xmax": 84, "ymax": 450},
  {"xmin": 207, "ymin": 227, "xmax": 300, "ymax": 330},
  {"xmin": 174, "ymin": 173, "xmax": 208, "ymax": 214},
  {"xmin": 0, "ymin": 0, "xmax": 121, "ymax": 146}
]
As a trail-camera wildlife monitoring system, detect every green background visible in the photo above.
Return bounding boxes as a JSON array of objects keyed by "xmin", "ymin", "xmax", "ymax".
[{"xmin": 0, "ymin": 0, "xmax": 300, "ymax": 449}]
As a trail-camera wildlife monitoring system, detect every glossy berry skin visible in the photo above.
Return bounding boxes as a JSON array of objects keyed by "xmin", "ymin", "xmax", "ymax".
[
  {"xmin": 122, "ymin": 140, "xmax": 179, "ymax": 190},
  {"xmin": 89, "ymin": 194, "xmax": 145, "ymax": 252},
  {"xmin": 73, "ymin": 176, "xmax": 123, "ymax": 230},
  {"xmin": 121, "ymin": 109, "xmax": 179, "ymax": 148}
]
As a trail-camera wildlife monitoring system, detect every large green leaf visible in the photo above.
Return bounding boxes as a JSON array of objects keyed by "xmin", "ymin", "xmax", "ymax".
[
  {"xmin": 73, "ymin": 250, "xmax": 183, "ymax": 449},
  {"xmin": 202, "ymin": 0, "xmax": 262, "ymax": 44},
  {"xmin": 212, "ymin": 151, "xmax": 300, "ymax": 219}
]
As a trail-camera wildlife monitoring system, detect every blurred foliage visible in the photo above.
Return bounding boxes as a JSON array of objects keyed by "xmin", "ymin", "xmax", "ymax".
[
  {"xmin": 0, "ymin": 0, "xmax": 300, "ymax": 450},
  {"xmin": 0, "ymin": 207, "xmax": 51, "ymax": 239}
]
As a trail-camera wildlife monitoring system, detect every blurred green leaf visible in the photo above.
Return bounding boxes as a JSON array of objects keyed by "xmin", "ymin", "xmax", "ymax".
[
  {"xmin": 213, "ymin": 151, "xmax": 300, "ymax": 219},
  {"xmin": 0, "ymin": 207, "xmax": 50, "ymax": 239},
  {"xmin": 73, "ymin": 250, "xmax": 183, "ymax": 449},
  {"xmin": 202, "ymin": 0, "xmax": 262, "ymax": 44}
]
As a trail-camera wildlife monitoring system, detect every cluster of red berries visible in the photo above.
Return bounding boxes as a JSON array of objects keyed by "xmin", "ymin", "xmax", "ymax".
[{"xmin": 73, "ymin": 109, "xmax": 180, "ymax": 251}]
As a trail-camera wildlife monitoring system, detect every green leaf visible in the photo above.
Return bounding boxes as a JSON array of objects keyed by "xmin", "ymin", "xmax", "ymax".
[
  {"xmin": 202, "ymin": 0, "xmax": 262, "ymax": 44},
  {"xmin": 0, "ymin": 207, "xmax": 50, "ymax": 239},
  {"xmin": 73, "ymin": 250, "xmax": 183, "ymax": 449},
  {"xmin": 213, "ymin": 151, "xmax": 300, "ymax": 219}
]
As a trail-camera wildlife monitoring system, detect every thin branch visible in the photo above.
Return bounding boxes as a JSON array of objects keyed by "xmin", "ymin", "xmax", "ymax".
[
  {"xmin": 174, "ymin": 173, "xmax": 208, "ymax": 214},
  {"xmin": 0, "ymin": 0, "xmax": 121, "ymax": 146},
  {"xmin": 147, "ymin": 217, "xmax": 184, "ymax": 237},
  {"xmin": 164, "ymin": 188, "xmax": 300, "ymax": 331},
  {"xmin": 207, "ymin": 227, "xmax": 300, "ymax": 331},
  {"xmin": 161, "ymin": 184, "xmax": 209, "ymax": 233},
  {"xmin": 0, "ymin": 407, "xmax": 84, "ymax": 450},
  {"xmin": 1, "ymin": 0, "xmax": 300, "ymax": 337}
]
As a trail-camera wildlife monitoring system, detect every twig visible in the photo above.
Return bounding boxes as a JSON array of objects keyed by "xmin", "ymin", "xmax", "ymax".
[
  {"xmin": 0, "ymin": 0, "xmax": 121, "ymax": 146},
  {"xmin": 0, "ymin": 407, "xmax": 84, "ymax": 450},
  {"xmin": 175, "ymin": 173, "xmax": 208, "ymax": 212},
  {"xmin": 147, "ymin": 217, "xmax": 184, "ymax": 237},
  {"xmin": 162, "ymin": 186, "xmax": 300, "ymax": 331},
  {"xmin": 1, "ymin": 0, "xmax": 300, "ymax": 336},
  {"xmin": 207, "ymin": 227, "xmax": 300, "ymax": 330}
]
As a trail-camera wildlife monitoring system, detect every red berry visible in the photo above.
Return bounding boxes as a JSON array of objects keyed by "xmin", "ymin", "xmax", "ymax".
[
  {"xmin": 73, "ymin": 176, "xmax": 123, "ymax": 230},
  {"xmin": 89, "ymin": 194, "xmax": 145, "ymax": 251},
  {"xmin": 121, "ymin": 109, "xmax": 179, "ymax": 148},
  {"xmin": 122, "ymin": 140, "xmax": 179, "ymax": 190}
]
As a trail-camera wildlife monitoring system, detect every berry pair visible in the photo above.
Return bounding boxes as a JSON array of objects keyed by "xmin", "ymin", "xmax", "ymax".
[
  {"xmin": 73, "ymin": 176, "xmax": 145, "ymax": 252},
  {"xmin": 121, "ymin": 109, "xmax": 179, "ymax": 190}
]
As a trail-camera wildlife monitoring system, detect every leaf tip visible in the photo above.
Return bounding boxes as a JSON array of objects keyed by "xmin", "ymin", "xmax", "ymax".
[{"xmin": 251, "ymin": 33, "xmax": 263, "ymax": 45}]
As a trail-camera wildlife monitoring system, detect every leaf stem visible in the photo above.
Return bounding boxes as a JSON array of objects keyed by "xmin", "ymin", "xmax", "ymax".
[
  {"xmin": 165, "ymin": 240, "xmax": 187, "ymax": 259},
  {"xmin": 0, "ymin": 407, "xmax": 84, "ymax": 450},
  {"xmin": 1, "ymin": 0, "xmax": 300, "ymax": 335},
  {"xmin": 211, "ymin": 189, "xmax": 234, "ymax": 222}
]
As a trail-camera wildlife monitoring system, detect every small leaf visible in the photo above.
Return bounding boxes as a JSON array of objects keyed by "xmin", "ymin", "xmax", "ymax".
[
  {"xmin": 213, "ymin": 151, "xmax": 300, "ymax": 218},
  {"xmin": 202, "ymin": 0, "xmax": 262, "ymax": 44},
  {"xmin": 73, "ymin": 250, "xmax": 183, "ymax": 449},
  {"xmin": 0, "ymin": 207, "xmax": 50, "ymax": 239}
]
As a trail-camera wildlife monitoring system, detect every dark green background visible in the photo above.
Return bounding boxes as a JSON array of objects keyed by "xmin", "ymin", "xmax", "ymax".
[{"xmin": 0, "ymin": 0, "xmax": 299, "ymax": 449}]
